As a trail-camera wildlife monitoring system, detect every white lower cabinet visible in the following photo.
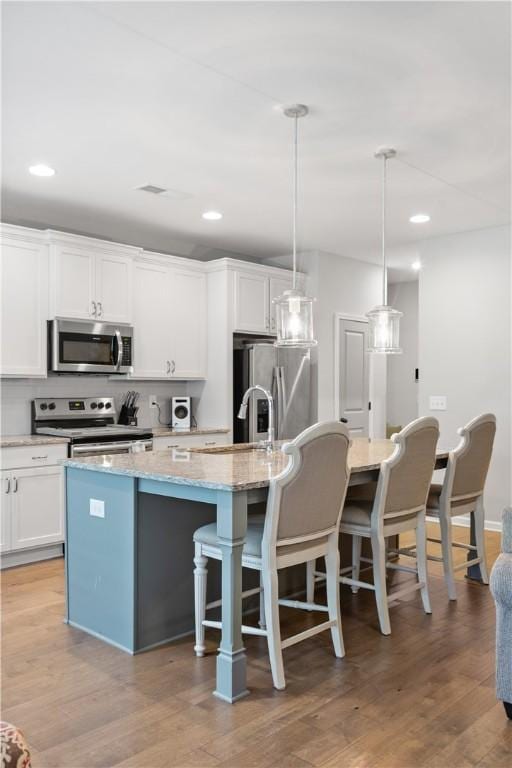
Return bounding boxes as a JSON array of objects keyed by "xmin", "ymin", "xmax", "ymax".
[
  {"xmin": 10, "ymin": 467, "xmax": 65, "ymax": 551},
  {"xmin": 1, "ymin": 445, "xmax": 66, "ymax": 565}
]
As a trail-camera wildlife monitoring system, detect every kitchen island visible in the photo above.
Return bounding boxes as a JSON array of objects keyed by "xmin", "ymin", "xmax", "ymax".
[{"xmin": 63, "ymin": 439, "xmax": 449, "ymax": 703}]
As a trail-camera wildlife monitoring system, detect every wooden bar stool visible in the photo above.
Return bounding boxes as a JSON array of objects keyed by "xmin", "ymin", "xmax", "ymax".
[
  {"xmin": 309, "ymin": 417, "xmax": 439, "ymax": 635},
  {"xmin": 193, "ymin": 421, "xmax": 351, "ymax": 690}
]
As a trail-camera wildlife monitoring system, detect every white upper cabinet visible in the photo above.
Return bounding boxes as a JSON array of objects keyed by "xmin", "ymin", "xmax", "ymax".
[
  {"xmin": 49, "ymin": 234, "xmax": 135, "ymax": 323},
  {"xmin": 168, "ymin": 266, "xmax": 207, "ymax": 379},
  {"xmin": 0, "ymin": 228, "xmax": 49, "ymax": 377},
  {"xmin": 132, "ymin": 260, "xmax": 170, "ymax": 379},
  {"xmin": 234, "ymin": 271, "xmax": 270, "ymax": 333},
  {"xmin": 132, "ymin": 257, "xmax": 207, "ymax": 380},
  {"xmin": 95, "ymin": 251, "xmax": 133, "ymax": 324},
  {"xmin": 269, "ymin": 276, "xmax": 293, "ymax": 334},
  {"xmin": 50, "ymin": 242, "xmax": 96, "ymax": 320}
]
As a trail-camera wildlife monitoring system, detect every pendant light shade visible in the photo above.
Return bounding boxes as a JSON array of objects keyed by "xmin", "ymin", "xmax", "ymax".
[
  {"xmin": 367, "ymin": 147, "xmax": 403, "ymax": 354},
  {"xmin": 274, "ymin": 104, "xmax": 317, "ymax": 348}
]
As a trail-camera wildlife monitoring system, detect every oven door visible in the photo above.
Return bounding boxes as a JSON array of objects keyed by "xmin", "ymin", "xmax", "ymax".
[
  {"xmin": 50, "ymin": 319, "xmax": 133, "ymax": 374},
  {"xmin": 70, "ymin": 440, "xmax": 152, "ymax": 458}
]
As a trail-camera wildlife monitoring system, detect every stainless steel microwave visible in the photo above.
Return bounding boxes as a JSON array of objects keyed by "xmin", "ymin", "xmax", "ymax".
[{"xmin": 49, "ymin": 319, "xmax": 134, "ymax": 374}]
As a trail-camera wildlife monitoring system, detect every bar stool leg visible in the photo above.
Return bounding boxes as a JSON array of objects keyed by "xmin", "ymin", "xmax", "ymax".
[
  {"xmin": 325, "ymin": 537, "xmax": 345, "ymax": 658},
  {"xmin": 193, "ymin": 543, "xmax": 208, "ymax": 657},
  {"xmin": 259, "ymin": 571, "xmax": 266, "ymax": 629},
  {"xmin": 371, "ymin": 532, "xmax": 391, "ymax": 636},
  {"xmin": 262, "ymin": 566, "xmax": 285, "ymax": 690},
  {"xmin": 439, "ymin": 513, "xmax": 457, "ymax": 600},
  {"xmin": 474, "ymin": 497, "xmax": 489, "ymax": 584},
  {"xmin": 415, "ymin": 514, "xmax": 432, "ymax": 614},
  {"xmin": 351, "ymin": 535, "xmax": 362, "ymax": 593},
  {"xmin": 306, "ymin": 561, "xmax": 315, "ymax": 604}
]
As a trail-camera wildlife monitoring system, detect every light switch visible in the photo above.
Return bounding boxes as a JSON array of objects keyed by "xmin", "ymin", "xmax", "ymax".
[
  {"xmin": 429, "ymin": 396, "xmax": 447, "ymax": 411},
  {"xmin": 90, "ymin": 498, "xmax": 105, "ymax": 518}
]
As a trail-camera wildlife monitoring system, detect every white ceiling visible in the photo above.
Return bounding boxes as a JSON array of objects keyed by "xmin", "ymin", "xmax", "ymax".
[{"xmin": 2, "ymin": 1, "xmax": 510, "ymax": 277}]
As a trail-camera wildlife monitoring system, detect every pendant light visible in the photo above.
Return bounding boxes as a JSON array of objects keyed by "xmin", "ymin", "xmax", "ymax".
[
  {"xmin": 273, "ymin": 104, "xmax": 317, "ymax": 348},
  {"xmin": 366, "ymin": 147, "xmax": 403, "ymax": 354}
]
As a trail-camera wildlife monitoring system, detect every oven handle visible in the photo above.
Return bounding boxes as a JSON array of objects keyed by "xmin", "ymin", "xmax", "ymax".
[{"xmin": 71, "ymin": 440, "xmax": 152, "ymax": 456}]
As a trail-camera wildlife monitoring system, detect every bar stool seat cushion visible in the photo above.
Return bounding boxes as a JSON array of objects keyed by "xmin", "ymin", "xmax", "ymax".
[
  {"xmin": 341, "ymin": 501, "xmax": 373, "ymax": 526},
  {"xmin": 426, "ymin": 483, "xmax": 443, "ymax": 511},
  {"xmin": 194, "ymin": 521, "xmax": 329, "ymax": 559}
]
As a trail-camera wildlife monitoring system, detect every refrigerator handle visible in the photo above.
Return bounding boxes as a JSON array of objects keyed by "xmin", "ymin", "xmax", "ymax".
[{"xmin": 277, "ymin": 366, "xmax": 286, "ymax": 438}]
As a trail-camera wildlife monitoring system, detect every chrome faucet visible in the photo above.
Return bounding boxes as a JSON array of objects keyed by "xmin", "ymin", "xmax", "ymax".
[{"xmin": 237, "ymin": 385, "xmax": 275, "ymax": 452}]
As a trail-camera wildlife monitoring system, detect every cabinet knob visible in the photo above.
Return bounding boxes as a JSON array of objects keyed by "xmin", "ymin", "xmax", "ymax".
[
  {"xmin": 171, "ymin": 360, "xmax": 176, "ymax": 375},
  {"xmin": 5, "ymin": 477, "xmax": 10, "ymax": 494},
  {"xmin": 91, "ymin": 301, "xmax": 97, "ymax": 317},
  {"xmin": 97, "ymin": 301, "xmax": 103, "ymax": 318},
  {"xmin": 12, "ymin": 477, "xmax": 18, "ymax": 493},
  {"xmin": 166, "ymin": 360, "xmax": 171, "ymax": 374}
]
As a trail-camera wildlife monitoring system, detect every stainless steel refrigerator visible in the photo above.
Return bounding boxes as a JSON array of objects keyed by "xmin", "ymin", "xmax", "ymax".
[{"xmin": 233, "ymin": 343, "xmax": 312, "ymax": 443}]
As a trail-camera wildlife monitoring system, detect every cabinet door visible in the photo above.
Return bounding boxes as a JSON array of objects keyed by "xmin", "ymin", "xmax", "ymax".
[
  {"xmin": 168, "ymin": 268, "xmax": 206, "ymax": 378},
  {"xmin": 1, "ymin": 472, "xmax": 12, "ymax": 552},
  {"xmin": 51, "ymin": 244, "xmax": 96, "ymax": 319},
  {"xmin": 269, "ymin": 276, "xmax": 293, "ymax": 334},
  {"xmin": 132, "ymin": 261, "xmax": 171, "ymax": 378},
  {"xmin": 0, "ymin": 237, "xmax": 48, "ymax": 377},
  {"xmin": 234, "ymin": 272, "xmax": 269, "ymax": 333},
  {"xmin": 96, "ymin": 252, "xmax": 133, "ymax": 324},
  {"xmin": 11, "ymin": 466, "xmax": 64, "ymax": 550}
]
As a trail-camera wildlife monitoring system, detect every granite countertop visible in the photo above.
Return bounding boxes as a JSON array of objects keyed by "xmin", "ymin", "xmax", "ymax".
[
  {"xmin": 151, "ymin": 426, "xmax": 230, "ymax": 438},
  {"xmin": 63, "ymin": 438, "xmax": 448, "ymax": 492},
  {"xmin": 0, "ymin": 434, "xmax": 70, "ymax": 448}
]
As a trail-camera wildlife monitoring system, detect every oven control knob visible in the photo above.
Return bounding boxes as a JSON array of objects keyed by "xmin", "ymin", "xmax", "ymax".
[
  {"xmin": 40, "ymin": 403, "xmax": 48, "ymax": 411},
  {"xmin": 48, "ymin": 402, "xmax": 56, "ymax": 411},
  {"xmin": 105, "ymin": 402, "xmax": 112, "ymax": 409},
  {"xmin": 97, "ymin": 402, "xmax": 105, "ymax": 410},
  {"xmin": 90, "ymin": 402, "xmax": 97, "ymax": 409}
]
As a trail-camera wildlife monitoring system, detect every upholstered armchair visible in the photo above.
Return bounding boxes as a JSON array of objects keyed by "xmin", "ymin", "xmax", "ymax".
[{"xmin": 490, "ymin": 507, "xmax": 512, "ymax": 719}]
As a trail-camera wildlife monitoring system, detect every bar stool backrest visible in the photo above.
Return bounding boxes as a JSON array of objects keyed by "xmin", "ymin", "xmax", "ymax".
[
  {"xmin": 263, "ymin": 421, "xmax": 351, "ymax": 551},
  {"xmin": 447, "ymin": 413, "xmax": 496, "ymax": 503},
  {"xmin": 374, "ymin": 417, "xmax": 440, "ymax": 523}
]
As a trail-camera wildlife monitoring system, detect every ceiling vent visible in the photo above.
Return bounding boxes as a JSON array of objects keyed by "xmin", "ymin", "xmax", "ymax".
[
  {"xmin": 134, "ymin": 184, "xmax": 192, "ymax": 200},
  {"xmin": 136, "ymin": 184, "xmax": 167, "ymax": 195}
]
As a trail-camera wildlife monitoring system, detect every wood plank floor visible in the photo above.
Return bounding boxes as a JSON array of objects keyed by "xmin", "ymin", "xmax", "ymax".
[{"xmin": 2, "ymin": 524, "xmax": 511, "ymax": 768}]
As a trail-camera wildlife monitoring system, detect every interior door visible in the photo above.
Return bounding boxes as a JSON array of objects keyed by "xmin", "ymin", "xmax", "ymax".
[
  {"xmin": 11, "ymin": 466, "xmax": 65, "ymax": 550},
  {"xmin": 336, "ymin": 317, "xmax": 370, "ymax": 436}
]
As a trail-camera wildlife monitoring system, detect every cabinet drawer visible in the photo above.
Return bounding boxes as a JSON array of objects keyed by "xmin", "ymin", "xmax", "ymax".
[
  {"xmin": 152, "ymin": 434, "xmax": 229, "ymax": 452},
  {"xmin": 0, "ymin": 444, "xmax": 68, "ymax": 470}
]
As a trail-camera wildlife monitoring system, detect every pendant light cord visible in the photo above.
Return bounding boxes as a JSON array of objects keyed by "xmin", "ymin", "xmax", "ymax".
[
  {"xmin": 382, "ymin": 154, "xmax": 387, "ymax": 306},
  {"xmin": 292, "ymin": 114, "xmax": 298, "ymax": 291}
]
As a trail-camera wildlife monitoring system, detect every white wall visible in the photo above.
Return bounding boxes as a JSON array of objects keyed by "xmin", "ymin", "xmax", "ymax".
[
  {"xmin": 306, "ymin": 250, "xmax": 386, "ymax": 436},
  {"xmin": 387, "ymin": 280, "xmax": 419, "ymax": 429},
  {"xmin": 418, "ymin": 225, "xmax": 511, "ymax": 526}
]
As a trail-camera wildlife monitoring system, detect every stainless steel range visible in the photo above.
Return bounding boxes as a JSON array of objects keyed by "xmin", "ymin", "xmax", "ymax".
[{"xmin": 32, "ymin": 397, "xmax": 153, "ymax": 457}]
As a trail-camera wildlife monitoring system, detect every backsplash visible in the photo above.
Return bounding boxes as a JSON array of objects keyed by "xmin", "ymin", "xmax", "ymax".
[{"xmin": 0, "ymin": 377, "xmax": 192, "ymax": 435}]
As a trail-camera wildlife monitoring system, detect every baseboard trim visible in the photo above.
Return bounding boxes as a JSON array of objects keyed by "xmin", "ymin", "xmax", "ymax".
[
  {"xmin": 0, "ymin": 544, "xmax": 64, "ymax": 569},
  {"xmin": 426, "ymin": 515, "xmax": 502, "ymax": 533}
]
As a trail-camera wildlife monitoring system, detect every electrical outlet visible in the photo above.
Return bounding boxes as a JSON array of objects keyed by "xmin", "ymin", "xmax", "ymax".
[
  {"xmin": 149, "ymin": 395, "xmax": 158, "ymax": 409},
  {"xmin": 429, "ymin": 395, "xmax": 447, "ymax": 411},
  {"xmin": 90, "ymin": 498, "xmax": 105, "ymax": 518}
]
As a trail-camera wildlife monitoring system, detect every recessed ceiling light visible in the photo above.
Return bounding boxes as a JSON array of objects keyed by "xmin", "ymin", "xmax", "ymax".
[
  {"xmin": 29, "ymin": 163, "xmax": 55, "ymax": 177},
  {"xmin": 411, "ymin": 260, "xmax": 422, "ymax": 271},
  {"xmin": 409, "ymin": 213, "xmax": 430, "ymax": 224},
  {"xmin": 202, "ymin": 210, "xmax": 222, "ymax": 221}
]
